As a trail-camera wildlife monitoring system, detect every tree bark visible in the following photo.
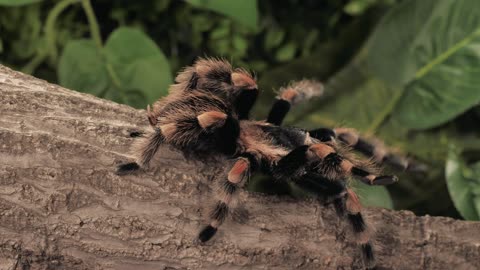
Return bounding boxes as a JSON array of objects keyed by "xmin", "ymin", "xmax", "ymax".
[{"xmin": 0, "ymin": 65, "xmax": 479, "ymax": 270}]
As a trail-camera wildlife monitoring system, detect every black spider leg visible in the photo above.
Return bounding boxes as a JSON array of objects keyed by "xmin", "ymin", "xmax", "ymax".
[
  {"xmin": 275, "ymin": 143, "xmax": 397, "ymax": 186},
  {"xmin": 271, "ymin": 145, "xmax": 309, "ymax": 180},
  {"xmin": 116, "ymin": 128, "xmax": 165, "ymax": 175},
  {"xmin": 309, "ymin": 127, "xmax": 428, "ymax": 174},
  {"xmin": 266, "ymin": 98, "xmax": 290, "ymax": 126},
  {"xmin": 295, "ymin": 174, "xmax": 375, "ymax": 267},
  {"xmin": 332, "ymin": 188, "xmax": 376, "ymax": 269},
  {"xmin": 214, "ymin": 115, "xmax": 241, "ymax": 156},
  {"xmin": 234, "ymin": 88, "xmax": 259, "ymax": 120},
  {"xmin": 309, "ymin": 128, "xmax": 336, "ymax": 142},
  {"xmin": 272, "ymin": 145, "xmax": 376, "ymax": 269},
  {"xmin": 118, "ymin": 108, "xmax": 238, "ymax": 176},
  {"xmin": 198, "ymin": 154, "xmax": 257, "ymax": 242}
]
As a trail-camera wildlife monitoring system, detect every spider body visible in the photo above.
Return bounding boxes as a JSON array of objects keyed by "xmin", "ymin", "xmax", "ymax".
[{"xmin": 117, "ymin": 58, "xmax": 423, "ymax": 269}]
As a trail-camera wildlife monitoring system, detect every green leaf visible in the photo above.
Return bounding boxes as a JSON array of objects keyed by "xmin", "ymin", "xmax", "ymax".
[
  {"xmin": 301, "ymin": 29, "xmax": 319, "ymax": 56},
  {"xmin": 275, "ymin": 42, "xmax": 297, "ymax": 62},
  {"xmin": 210, "ymin": 21, "xmax": 230, "ymax": 39},
  {"xmin": 365, "ymin": 0, "xmax": 480, "ymax": 130},
  {"xmin": 104, "ymin": 27, "xmax": 172, "ymax": 103},
  {"xmin": 59, "ymin": 40, "xmax": 109, "ymax": 96},
  {"xmin": 187, "ymin": 0, "xmax": 258, "ymax": 30},
  {"xmin": 123, "ymin": 89, "xmax": 148, "ymax": 109},
  {"xmin": 121, "ymin": 57, "xmax": 173, "ymax": 103},
  {"xmin": 472, "ymin": 162, "xmax": 480, "ymax": 184},
  {"xmin": 232, "ymin": 35, "xmax": 248, "ymax": 56},
  {"xmin": 353, "ymin": 182, "xmax": 394, "ymax": 209},
  {"xmin": 264, "ymin": 28, "xmax": 285, "ymax": 51},
  {"xmin": 0, "ymin": 0, "xmax": 42, "ymax": 6},
  {"xmin": 445, "ymin": 145, "xmax": 480, "ymax": 220},
  {"xmin": 58, "ymin": 27, "xmax": 172, "ymax": 108}
]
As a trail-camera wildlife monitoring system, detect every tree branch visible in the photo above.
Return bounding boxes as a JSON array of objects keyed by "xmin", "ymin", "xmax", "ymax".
[{"xmin": 0, "ymin": 65, "xmax": 479, "ymax": 270}]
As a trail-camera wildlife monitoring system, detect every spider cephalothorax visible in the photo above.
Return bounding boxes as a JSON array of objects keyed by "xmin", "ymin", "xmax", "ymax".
[{"xmin": 117, "ymin": 58, "xmax": 423, "ymax": 269}]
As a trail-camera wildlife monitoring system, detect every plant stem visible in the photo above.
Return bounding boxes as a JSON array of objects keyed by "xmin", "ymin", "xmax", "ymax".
[
  {"xmin": 45, "ymin": 0, "xmax": 81, "ymax": 63},
  {"xmin": 106, "ymin": 63, "xmax": 122, "ymax": 89},
  {"xmin": 22, "ymin": 0, "xmax": 80, "ymax": 74},
  {"xmin": 21, "ymin": 51, "xmax": 46, "ymax": 74},
  {"xmin": 81, "ymin": 0, "xmax": 102, "ymax": 50},
  {"xmin": 81, "ymin": 0, "xmax": 124, "ymax": 95},
  {"xmin": 367, "ymin": 86, "xmax": 405, "ymax": 133}
]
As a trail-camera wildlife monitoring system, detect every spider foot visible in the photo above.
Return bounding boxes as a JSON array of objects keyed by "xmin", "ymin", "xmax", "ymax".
[{"xmin": 116, "ymin": 162, "xmax": 140, "ymax": 175}]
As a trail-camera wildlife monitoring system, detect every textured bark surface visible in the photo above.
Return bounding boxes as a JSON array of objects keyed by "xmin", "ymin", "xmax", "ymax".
[{"xmin": 1, "ymin": 65, "xmax": 479, "ymax": 270}]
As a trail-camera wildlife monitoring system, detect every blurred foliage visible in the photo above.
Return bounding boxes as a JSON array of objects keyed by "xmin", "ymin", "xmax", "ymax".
[
  {"xmin": 365, "ymin": 0, "xmax": 480, "ymax": 130},
  {"xmin": 1, "ymin": 0, "xmax": 480, "ymax": 220},
  {"xmin": 446, "ymin": 145, "xmax": 480, "ymax": 220},
  {"xmin": 59, "ymin": 27, "xmax": 172, "ymax": 108}
]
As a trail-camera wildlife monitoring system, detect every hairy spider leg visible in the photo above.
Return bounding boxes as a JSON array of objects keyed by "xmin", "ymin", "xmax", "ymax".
[
  {"xmin": 267, "ymin": 98, "xmax": 290, "ymax": 126},
  {"xmin": 308, "ymin": 127, "xmax": 427, "ymax": 174},
  {"xmin": 117, "ymin": 128, "xmax": 165, "ymax": 175},
  {"xmin": 272, "ymin": 145, "xmax": 376, "ymax": 269},
  {"xmin": 234, "ymin": 88, "xmax": 258, "ymax": 120},
  {"xmin": 333, "ymin": 188, "xmax": 376, "ymax": 269},
  {"xmin": 308, "ymin": 143, "xmax": 398, "ymax": 186},
  {"xmin": 117, "ymin": 109, "xmax": 239, "ymax": 175},
  {"xmin": 198, "ymin": 156, "xmax": 254, "ymax": 242},
  {"xmin": 267, "ymin": 80, "xmax": 324, "ymax": 126},
  {"xmin": 231, "ymin": 69, "xmax": 259, "ymax": 120},
  {"xmin": 271, "ymin": 143, "xmax": 396, "ymax": 185},
  {"xmin": 296, "ymin": 176, "xmax": 375, "ymax": 268}
]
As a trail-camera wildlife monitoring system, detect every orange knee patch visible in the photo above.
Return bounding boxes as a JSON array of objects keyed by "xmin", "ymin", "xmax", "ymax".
[
  {"xmin": 232, "ymin": 71, "xmax": 257, "ymax": 89},
  {"xmin": 160, "ymin": 123, "xmax": 177, "ymax": 138},
  {"xmin": 280, "ymin": 88, "xmax": 298, "ymax": 103},
  {"xmin": 341, "ymin": 160, "xmax": 353, "ymax": 173},
  {"xmin": 346, "ymin": 189, "xmax": 362, "ymax": 214},
  {"xmin": 228, "ymin": 158, "xmax": 249, "ymax": 184},
  {"xmin": 197, "ymin": 111, "xmax": 227, "ymax": 129},
  {"xmin": 308, "ymin": 143, "xmax": 335, "ymax": 159}
]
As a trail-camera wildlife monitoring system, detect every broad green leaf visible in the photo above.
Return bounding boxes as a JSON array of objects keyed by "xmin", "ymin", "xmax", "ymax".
[
  {"xmin": 475, "ymin": 197, "xmax": 480, "ymax": 217},
  {"xmin": 445, "ymin": 146, "xmax": 480, "ymax": 220},
  {"xmin": 104, "ymin": 28, "xmax": 165, "ymax": 66},
  {"xmin": 59, "ymin": 40, "xmax": 109, "ymax": 96},
  {"xmin": 0, "ymin": 0, "xmax": 42, "ymax": 6},
  {"xmin": 58, "ymin": 27, "xmax": 172, "ymax": 108},
  {"xmin": 472, "ymin": 162, "xmax": 480, "ymax": 184},
  {"xmin": 104, "ymin": 27, "xmax": 172, "ymax": 102},
  {"xmin": 121, "ymin": 57, "xmax": 172, "ymax": 103},
  {"xmin": 365, "ymin": 0, "xmax": 480, "ymax": 129},
  {"xmin": 123, "ymin": 89, "xmax": 148, "ymax": 109},
  {"xmin": 187, "ymin": 0, "xmax": 258, "ymax": 30},
  {"xmin": 353, "ymin": 182, "xmax": 394, "ymax": 209}
]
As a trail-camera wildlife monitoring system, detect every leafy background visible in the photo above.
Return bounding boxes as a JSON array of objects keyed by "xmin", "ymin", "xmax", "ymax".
[{"xmin": 1, "ymin": 0, "xmax": 480, "ymax": 220}]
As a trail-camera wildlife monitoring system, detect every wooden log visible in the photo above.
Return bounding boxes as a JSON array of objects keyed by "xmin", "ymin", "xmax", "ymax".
[{"xmin": 0, "ymin": 65, "xmax": 479, "ymax": 270}]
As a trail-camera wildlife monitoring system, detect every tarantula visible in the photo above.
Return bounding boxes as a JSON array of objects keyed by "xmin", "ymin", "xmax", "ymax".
[{"xmin": 117, "ymin": 58, "xmax": 421, "ymax": 269}]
